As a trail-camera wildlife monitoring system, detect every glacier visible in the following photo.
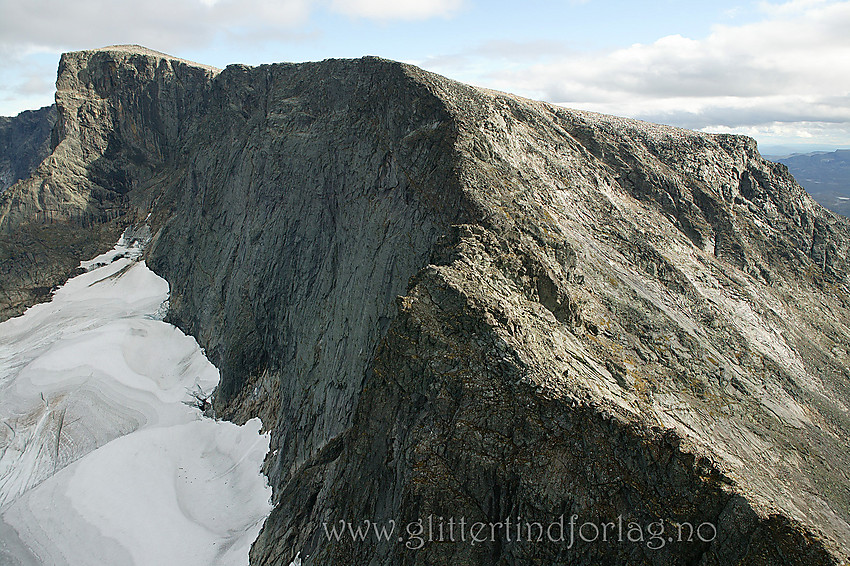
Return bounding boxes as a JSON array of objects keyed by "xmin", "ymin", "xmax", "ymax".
[{"xmin": 0, "ymin": 231, "xmax": 272, "ymax": 566}]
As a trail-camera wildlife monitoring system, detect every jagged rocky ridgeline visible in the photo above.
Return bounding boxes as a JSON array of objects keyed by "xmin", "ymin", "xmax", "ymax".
[{"xmin": 2, "ymin": 45, "xmax": 849, "ymax": 565}]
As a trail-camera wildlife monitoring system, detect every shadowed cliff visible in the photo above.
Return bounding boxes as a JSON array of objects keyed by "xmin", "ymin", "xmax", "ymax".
[
  {"xmin": 1, "ymin": 46, "xmax": 849, "ymax": 565},
  {"xmin": 0, "ymin": 104, "xmax": 56, "ymax": 193}
]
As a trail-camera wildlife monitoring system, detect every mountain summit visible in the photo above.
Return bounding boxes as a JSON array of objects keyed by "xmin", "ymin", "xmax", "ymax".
[{"xmin": 1, "ymin": 46, "xmax": 849, "ymax": 565}]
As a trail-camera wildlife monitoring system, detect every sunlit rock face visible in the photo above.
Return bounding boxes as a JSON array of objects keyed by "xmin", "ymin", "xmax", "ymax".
[{"xmin": 2, "ymin": 46, "xmax": 850, "ymax": 565}]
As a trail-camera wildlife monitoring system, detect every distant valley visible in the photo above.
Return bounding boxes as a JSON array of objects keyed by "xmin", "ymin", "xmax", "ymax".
[{"xmin": 766, "ymin": 149, "xmax": 850, "ymax": 216}]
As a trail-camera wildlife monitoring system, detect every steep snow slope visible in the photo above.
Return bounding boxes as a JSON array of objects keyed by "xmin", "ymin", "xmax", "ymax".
[{"xmin": 0, "ymin": 230, "xmax": 271, "ymax": 566}]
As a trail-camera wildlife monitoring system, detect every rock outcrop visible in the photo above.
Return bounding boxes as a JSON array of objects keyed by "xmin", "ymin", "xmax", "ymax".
[
  {"xmin": 773, "ymin": 150, "xmax": 850, "ymax": 217},
  {"xmin": 2, "ymin": 47, "xmax": 849, "ymax": 565},
  {"xmin": 0, "ymin": 104, "xmax": 56, "ymax": 193},
  {"xmin": 0, "ymin": 46, "xmax": 219, "ymax": 320}
]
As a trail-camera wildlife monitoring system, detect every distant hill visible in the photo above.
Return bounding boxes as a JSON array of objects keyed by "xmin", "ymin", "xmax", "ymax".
[
  {"xmin": 766, "ymin": 149, "xmax": 850, "ymax": 216},
  {"xmin": 0, "ymin": 105, "xmax": 56, "ymax": 192}
]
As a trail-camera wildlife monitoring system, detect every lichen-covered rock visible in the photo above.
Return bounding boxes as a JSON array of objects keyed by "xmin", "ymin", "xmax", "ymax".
[{"xmin": 2, "ymin": 47, "xmax": 849, "ymax": 565}]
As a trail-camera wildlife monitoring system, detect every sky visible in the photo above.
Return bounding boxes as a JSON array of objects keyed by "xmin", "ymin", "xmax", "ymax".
[{"xmin": 1, "ymin": 0, "xmax": 848, "ymax": 154}]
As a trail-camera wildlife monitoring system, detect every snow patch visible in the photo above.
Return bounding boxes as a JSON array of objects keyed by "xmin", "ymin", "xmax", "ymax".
[{"xmin": 0, "ymin": 234, "xmax": 272, "ymax": 565}]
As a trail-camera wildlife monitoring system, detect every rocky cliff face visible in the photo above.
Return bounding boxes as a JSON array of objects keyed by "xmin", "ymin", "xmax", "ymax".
[
  {"xmin": 773, "ymin": 150, "xmax": 850, "ymax": 217},
  {"xmin": 0, "ymin": 46, "xmax": 219, "ymax": 320},
  {"xmin": 2, "ymin": 47, "xmax": 849, "ymax": 565},
  {"xmin": 0, "ymin": 104, "xmax": 56, "ymax": 193}
]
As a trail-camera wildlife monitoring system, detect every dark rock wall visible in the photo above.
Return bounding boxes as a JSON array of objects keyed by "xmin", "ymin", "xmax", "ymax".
[
  {"xmin": 249, "ymin": 76, "xmax": 850, "ymax": 565},
  {"xmin": 147, "ymin": 58, "xmax": 473, "ymax": 483},
  {"xmin": 0, "ymin": 105, "xmax": 56, "ymax": 193},
  {"xmin": 772, "ymin": 150, "xmax": 850, "ymax": 217}
]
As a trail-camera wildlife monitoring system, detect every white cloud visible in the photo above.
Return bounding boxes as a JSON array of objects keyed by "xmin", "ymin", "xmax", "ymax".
[
  {"xmin": 420, "ymin": 0, "xmax": 850, "ymax": 148},
  {"xmin": 500, "ymin": 2, "xmax": 850, "ymax": 102},
  {"xmin": 0, "ymin": 0, "xmax": 460, "ymax": 55},
  {"xmin": 13, "ymin": 74, "xmax": 54, "ymax": 96},
  {"xmin": 329, "ymin": 0, "xmax": 462, "ymax": 20},
  {"xmin": 0, "ymin": 0, "xmax": 313, "ymax": 52}
]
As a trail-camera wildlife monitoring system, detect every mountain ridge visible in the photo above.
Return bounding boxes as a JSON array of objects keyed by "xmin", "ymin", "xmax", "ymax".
[
  {"xmin": 768, "ymin": 149, "xmax": 850, "ymax": 217},
  {"xmin": 0, "ymin": 104, "xmax": 56, "ymax": 193},
  {"xmin": 1, "ymin": 47, "xmax": 849, "ymax": 565}
]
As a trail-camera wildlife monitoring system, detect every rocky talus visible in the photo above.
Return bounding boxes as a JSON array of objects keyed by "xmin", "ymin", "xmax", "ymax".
[{"xmin": 1, "ymin": 46, "xmax": 849, "ymax": 565}]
